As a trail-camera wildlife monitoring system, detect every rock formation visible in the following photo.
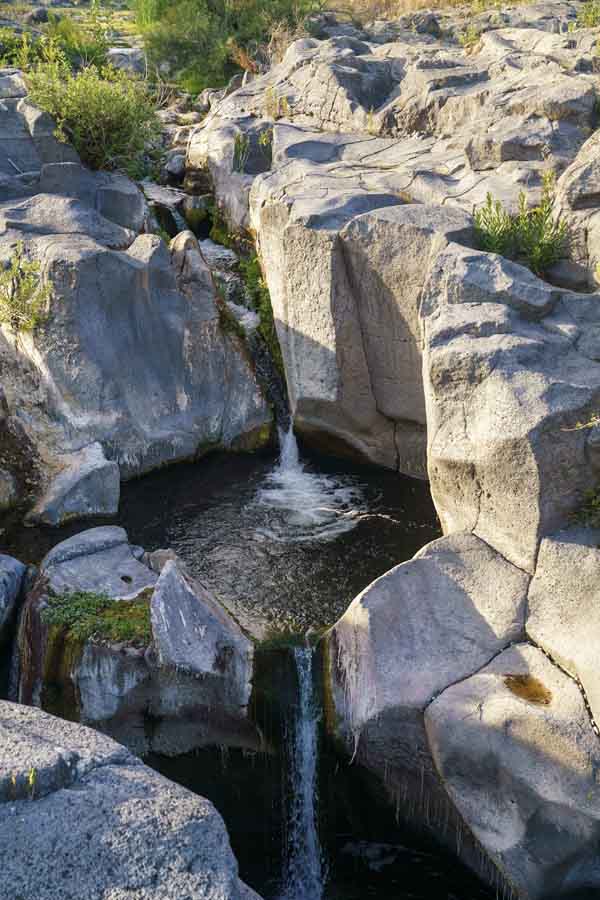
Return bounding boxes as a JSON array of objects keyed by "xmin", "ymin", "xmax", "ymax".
[
  {"xmin": 186, "ymin": 2, "xmax": 600, "ymax": 895},
  {"xmin": 0, "ymin": 701, "xmax": 261, "ymax": 900},
  {"xmin": 16, "ymin": 527, "xmax": 258, "ymax": 756},
  {"xmin": 0, "ymin": 71, "xmax": 272, "ymax": 525}
]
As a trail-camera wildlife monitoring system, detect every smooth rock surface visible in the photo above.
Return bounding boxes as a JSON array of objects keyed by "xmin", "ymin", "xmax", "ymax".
[
  {"xmin": 28, "ymin": 442, "xmax": 120, "ymax": 526},
  {"xmin": 528, "ymin": 527, "xmax": 600, "ymax": 727},
  {"xmin": 426, "ymin": 643, "xmax": 600, "ymax": 899}
]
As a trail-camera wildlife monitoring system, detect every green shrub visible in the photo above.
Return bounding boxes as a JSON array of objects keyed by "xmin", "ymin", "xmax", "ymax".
[
  {"xmin": 474, "ymin": 174, "xmax": 568, "ymax": 275},
  {"xmin": 0, "ymin": 242, "xmax": 50, "ymax": 337},
  {"xmin": 42, "ymin": 589, "xmax": 153, "ymax": 645},
  {"xmin": 45, "ymin": 1, "xmax": 112, "ymax": 69},
  {"xmin": 131, "ymin": 0, "xmax": 324, "ymax": 92},
  {"xmin": 27, "ymin": 56, "xmax": 159, "ymax": 171},
  {"xmin": 577, "ymin": 0, "xmax": 600, "ymax": 27}
]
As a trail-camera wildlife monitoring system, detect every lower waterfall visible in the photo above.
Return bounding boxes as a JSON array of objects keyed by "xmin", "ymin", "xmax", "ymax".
[{"xmin": 279, "ymin": 645, "xmax": 325, "ymax": 900}]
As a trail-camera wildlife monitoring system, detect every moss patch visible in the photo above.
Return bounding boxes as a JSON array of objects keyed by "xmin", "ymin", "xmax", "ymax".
[
  {"xmin": 41, "ymin": 589, "xmax": 153, "ymax": 646},
  {"xmin": 504, "ymin": 674, "xmax": 552, "ymax": 706}
]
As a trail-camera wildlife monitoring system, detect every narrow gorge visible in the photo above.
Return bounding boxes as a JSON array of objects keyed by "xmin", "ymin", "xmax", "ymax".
[{"xmin": 2, "ymin": 0, "xmax": 600, "ymax": 898}]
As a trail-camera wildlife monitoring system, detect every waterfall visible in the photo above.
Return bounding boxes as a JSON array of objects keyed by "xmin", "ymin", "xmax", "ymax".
[
  {"xmin": 255, "ymin": 426, "xmax": 365, "ymax": 543},
  {"xmin": 279, "ymin": 645, "xmax": 325, "ymax": 900}
]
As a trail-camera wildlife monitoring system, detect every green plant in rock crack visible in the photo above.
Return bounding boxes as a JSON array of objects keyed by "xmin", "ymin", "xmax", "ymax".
[
  {"xmin": 233, "ymin": 132, "xmax": 251, "ymax": 173},
  {"xmin": 0, "ymin": 242, "xmax": 51, "ymax": 338},
  {"xmin": 474, "ymin": 172, "xmax": 569, "ymax": 275}
]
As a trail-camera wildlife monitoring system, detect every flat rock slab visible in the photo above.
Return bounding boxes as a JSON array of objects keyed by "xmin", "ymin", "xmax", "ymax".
[{"xmin": 42, "ymin": 526, "xmax": 157, "ymax": 600}]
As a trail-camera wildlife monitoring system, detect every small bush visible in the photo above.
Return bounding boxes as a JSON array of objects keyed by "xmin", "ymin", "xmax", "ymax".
[
  {"xmin": 0, "ymin": 242, "xmax": 50, "ymax": 337},
  {"xmin": 42, "ymin": 589, "xmax": 153, "ymax": 645},
  {"xmin": 132, "ymin": 0, "xmax": 325, "ymax": 92},
  {"xmin": 474, "ymin": 174, "xmax": 568, "ymax": 275},
  {"xmin": 27, "ymin": 55, "xmax": 159, "ymax": 171},
  {"xmin": 577, "ymin": 0, "xmax": 600, "ymax": 27},
  {"xmin": 573, "ymin": 488, "xmax": 600, "ymax": 528}
]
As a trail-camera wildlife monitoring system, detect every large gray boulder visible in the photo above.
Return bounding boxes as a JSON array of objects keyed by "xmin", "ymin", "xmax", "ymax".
[
  {"xmin": 17, "ymin": 528, "xmax": 258, "ymax": 756},
  {"xmin": 426, "ymin": 643, "xmax": 600, "ymax": 899},
  {"xmin": 421, "ymin": 241, "xmax": 600, "ymax": 573},
  {"xmin": 0, "ymin": 701, "xmax": 261, "ymax": 900},
  {"xmin": 28, "ymin": 442, "xmax": 120, "ymax": 526},
  {"xmin": 326, "ymin": 532, "xmax": 528, "ymax": 872}
]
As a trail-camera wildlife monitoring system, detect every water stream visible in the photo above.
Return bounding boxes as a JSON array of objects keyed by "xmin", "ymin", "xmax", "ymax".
[{"xmin": 279, "ymin": 646, "xmax": 324, "ymax": 900}]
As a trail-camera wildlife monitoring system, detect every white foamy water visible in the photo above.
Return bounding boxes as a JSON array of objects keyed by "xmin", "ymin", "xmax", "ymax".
[
  {"xmin": 279, "ymin": 646, "xmax": 325, "ymax": 900},
  {"xmin": 254, "ymin": 427, "xmax": 366, "ymax": 543}
]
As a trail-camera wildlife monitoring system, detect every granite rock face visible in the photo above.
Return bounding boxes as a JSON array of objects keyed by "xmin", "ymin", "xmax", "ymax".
[
  {"xmin": 16, "ymin": 528, "xmax": 257, "ymax": 756},
  {"xmin": 0, "ymin": 72, "xmax": 272, "ymax": 525},
  {"xmin": 0, "ymin": 701, "xmax": 261, "ymax": 900},
  {"xmin": 188, "ymin": 0, "xmax": 597, "ymax": 474}
]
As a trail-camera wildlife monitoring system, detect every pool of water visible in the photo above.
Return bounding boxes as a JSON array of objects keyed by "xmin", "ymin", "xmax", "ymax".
[{"xmin": 2, "ymin": 437, "xmax": 440, "ymax": 637}]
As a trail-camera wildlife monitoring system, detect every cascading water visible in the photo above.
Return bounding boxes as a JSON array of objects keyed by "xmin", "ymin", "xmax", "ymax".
[
  {"xmin": 255, "ymin": 426, "xmax": 366, "ymax": 543},
  {"xmin": 279, "ymin": 645, "xmax": 325, "ymax": 900}
]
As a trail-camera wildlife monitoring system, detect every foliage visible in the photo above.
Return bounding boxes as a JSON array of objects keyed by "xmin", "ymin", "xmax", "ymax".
[
  {"xmin": 233, "ymin": 132, "xmax": 250, "ymax": 173},
  {"xmin": 474, "ymin": 174, "xmax": 568, "ymax": 275},
  {"xmin": 577, "ymin": 0, "xmax": 600, "ymax": 27},
  {"xmin": 573, "ymin": 488, "xmax": 600, "ymax": 528},
  {"xmin": 458, "ymin": 24, "xmax": 481, "ymax": 50},
  {"xmin": 130, "ymin": 0, "xmax": 325, "ymax": 92},
  {"xmin": 0, "ymin": 1, "xmax": 113, "ymax": 71},
  {"xmin": 27, "ymin": 55, "xmax": 159, "ymax": 171},
  {"xmin": 0, "ymin": 242, "xmax": 50, "ymax": 337},
  {"xmin": 239, "ymin": 253, "xmax": 284, "ymax": 375},
  {"xmin": 44, "ymin": 0, "xmax": 113, "ymax": 69},
  {"xmin": 41, "ymin": 589, "xmax": 153, "ymax": 646}
]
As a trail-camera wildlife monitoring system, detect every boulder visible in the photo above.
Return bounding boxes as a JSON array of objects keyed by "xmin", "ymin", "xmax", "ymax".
[
  {"xmin": 106, "ymin": 46, "xmax": 146, "ymax": 76},
  {"xmin": 426, "ymin": 643, "xmax": 600, "ymax": 899},
  {"xmin": 325, "ymin": 532, "xmax": 528, "ymax": 872},
  {"xmin": 528, "ymin": 527, "xmax": 600, "ymax": 727},
  {"xmin": 421, "ymin": 241, "xmax": 600, "ymax": 573},
  {"xmin": 0, "ymin": 701, "xmax": 261, "ymax": 900},
  {"xmin": 28, "ymin": 443, "xmax": 120, "ymax": 526},
  {"xmin": 17, "ymin": 528, "xmax": 258, "ymax": 755},
  {"xmin": 3, "ymin": 229, "xmax": 271, "ymax": 486}
]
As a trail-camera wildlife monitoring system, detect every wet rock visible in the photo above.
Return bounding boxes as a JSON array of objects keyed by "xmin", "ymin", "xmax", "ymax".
[
  {"xmin": 17, "ymin": 528, "xmax": 258, "ymax": 756},
  {"xmin": 0, "ymin": 554, "xmax": 26, "ymax": 645},
  {"xmin": 426, "ymin": 644, "xmax": 600, "ymax": 899},
  {"xmin": 0, "ymin": 701, "xmax": 261, "ymax": 900},
  {"xmin": 0, "ymin": 468, "xmax": 17, "ymax": 512}
]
